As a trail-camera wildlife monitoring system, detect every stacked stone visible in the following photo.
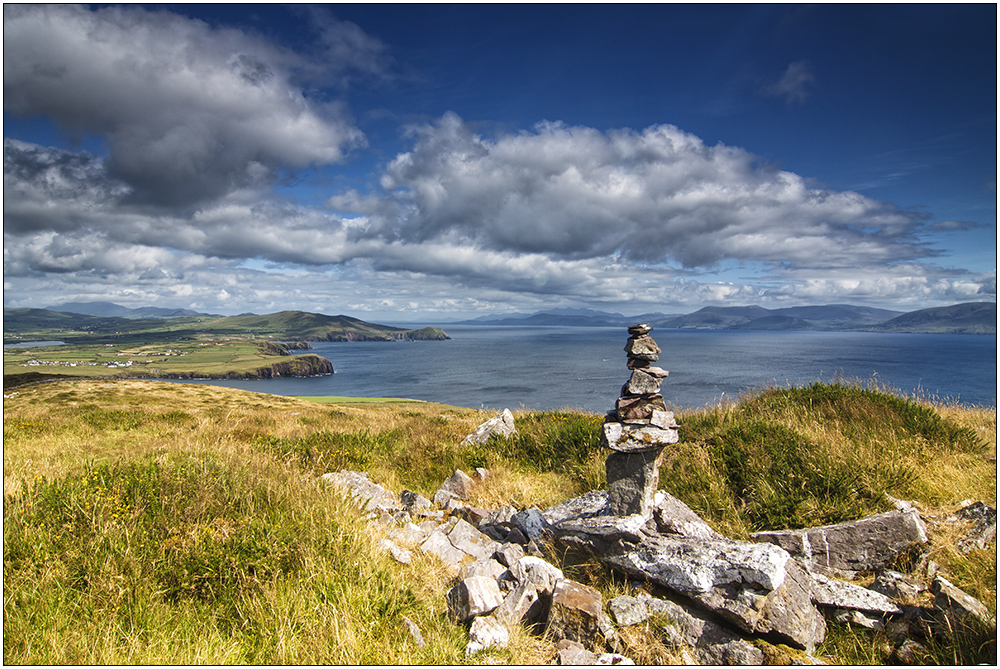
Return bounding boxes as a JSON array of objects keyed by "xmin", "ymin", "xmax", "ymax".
[{"xmin": 600, "ymin": 323, "xmax": 679, "ymax": 517}]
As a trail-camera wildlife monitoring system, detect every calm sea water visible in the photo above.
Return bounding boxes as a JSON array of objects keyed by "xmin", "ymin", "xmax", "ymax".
[{"xmin": 161, "ymin": 326, "xmax": 997, "ymax": 412}]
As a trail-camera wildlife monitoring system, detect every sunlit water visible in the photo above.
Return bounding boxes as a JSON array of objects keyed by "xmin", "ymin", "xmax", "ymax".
[{"xmin": 158, "ymin": 326, "xmax": 997, "ymax": 412}]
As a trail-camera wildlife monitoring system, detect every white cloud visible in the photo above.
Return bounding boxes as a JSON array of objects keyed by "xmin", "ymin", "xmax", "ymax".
[
  {"xmin": 350, "ymin": 113, "xmax": 929, "ymax": 271},
  {"xmin": 3, "ymin": 4, "xmax": 369, "ymax": 208}
]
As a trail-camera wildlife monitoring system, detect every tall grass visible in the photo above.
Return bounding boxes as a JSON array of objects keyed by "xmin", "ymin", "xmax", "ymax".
[{"xmin": 3, "ymin": 378, "xmax": 995, "ymax": 664}]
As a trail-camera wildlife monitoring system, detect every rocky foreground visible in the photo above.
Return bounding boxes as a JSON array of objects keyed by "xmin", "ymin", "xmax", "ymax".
[{"xmin": 322, "ymin": 431, "xmax": 996, "ymax": 664}]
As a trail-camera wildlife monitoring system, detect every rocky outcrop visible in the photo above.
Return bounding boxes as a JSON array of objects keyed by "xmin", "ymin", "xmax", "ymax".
[
  {"xmin": 751, "ymin": 508, "xmax": 928, "ymax": 577},
  {"xmin": 462, "ymin": 409, "xmax": 517, "ymax": 446}
]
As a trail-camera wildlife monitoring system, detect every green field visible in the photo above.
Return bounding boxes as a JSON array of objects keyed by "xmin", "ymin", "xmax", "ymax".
[{"xmin": 3, "ymin": 378, "xmax": 995, "ymax": 664}]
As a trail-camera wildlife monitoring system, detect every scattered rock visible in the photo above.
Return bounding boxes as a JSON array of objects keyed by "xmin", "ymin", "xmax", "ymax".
[
  {"xmin": 492, "ymin": 542, "xmax": 525, "ymax": 568},
  {"xmin": 433, "ymin": 469, "xmax": 476, "ymax": 507},
  {"xmin": 402, "ymin": 616, "xmax": 425, "ymax": 648},
  {"xmin": 931, "ymin": 575, "xmax": 995, "ymax": 628},
  {"xmin": 447, "ymin": 518, "xmax": 499, "ymax": 561},
  {"xmin": 546, "ymin": 579, "xmax": 604, "ymax": 648},
  {"xmin": 518, "ymin": 556, "xmax": 564, "ymax": 596},
  {"xmin": 955, "ymin": 501, "xmax": 997, "ymax": 553},
  {"xmin": 609, "ymin": 595, "xmax": 649, "ymax": 627},
  {"xmin": 869, "ymin": 569, "xmax": 926, "ymax": 604},
  {"xmin": 378, "ymin": 538, "xmax": 412, "ymax": 564},
  {"xmin": 446, "ymin": 575, "xmax": 505, "ymax": 623},
  {"xmin": 554, "ymin": 639, "xmax": 600, "ymax": 665},
  {"xmin": 492, "ymin": 581, "xmax": 543, "ymax": 625},
  {"xmin": 400, "ymin": 489, "xmax": 432, "ymax": 511},
  {"xmin": 651, "ymin": 490, "xmax": 723, "ymax": 541},
  {"xmin": 467, "ymin": 615, "xmax": 509, "ymax": 654},
  {"xmin": 512, "ymin": 507, "xmax": 553, "ymax": 540},
  {"xmin": 321, "ymin": 470, "xmax": 398, "ymax": 513},
  {"xmin": 462, "ymin": 409, "xmax": 517, "ymax": 445},
  {"xmin": 459, "ymin": 558, "xmax": 507, "ymax": 582},
  {"xmin": 638, "ymin": 594, "xmax": 764, "ymax": 665},
  {"xmin": 419, "ymin": 528, "xmax": 467, "ymax": 573},
  {"xmin": 810, "ymin": 572, "xmax": 903, "ymax": 615},
  {"xmin": 752, "ymin": 509, "xmax": 928, "ymax": 577}
]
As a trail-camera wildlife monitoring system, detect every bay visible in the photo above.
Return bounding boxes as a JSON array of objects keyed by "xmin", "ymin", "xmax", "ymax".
[{"xmin": 161, "ymin": 326, "xmax": 997, "ymax": 412}]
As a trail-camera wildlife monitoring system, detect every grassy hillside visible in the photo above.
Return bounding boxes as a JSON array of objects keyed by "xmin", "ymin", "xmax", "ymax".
[
  {"xmin": 3, "ymin": 308, "xmax": 450, "ymax": 346},
  {"xmin": 3, "ymin": 379, "xmax": 995, "ymax": 664}
]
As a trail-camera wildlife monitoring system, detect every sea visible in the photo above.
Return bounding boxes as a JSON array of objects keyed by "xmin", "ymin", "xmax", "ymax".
[{"xmin": 156, "ymin": 326, "xmax": 998, "ymax": 412}]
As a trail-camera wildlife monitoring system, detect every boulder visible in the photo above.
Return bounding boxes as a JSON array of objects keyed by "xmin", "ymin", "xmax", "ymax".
[
  {"xmin": 600, "ymin": 422, "xmax": 679, "ymax": 453},
  {"xmin": 606, "ymin": 448, "xmax": 665, "ymax": 517},
  {"xmin": 459, "ymin": 558, "xmax": 507, "ymax": 582},
  {"xmin": 554, "ymin": 639, "xmax": 600, "ymax": 665},
  {"xmin": 419, "ymin": 528, "xmax": 467, "ymax": 573},
  {"xmin": 751, "ymin": 509, "xmax": 928, "ymax": 577},
  {"xmin": 446, "ymin": 575, "xmax": 505, "ymax": 622},
  {"xmin": 651, "ymin": 491, "xmax": 723, "ymax": 541},
  {"xmin": 447, "ymin": 518, "xmax": 499, "ymax": 561},
  {"xmin": 931, "ymin": 575, "xmax": 995, "ymax": 628},
  {"xmin": 400, "ymin": 489, "xmax": 432, "ymax": 511},
  {"xmin": 433, "ymin": 469, "xmax": 476, "ymax": 507},
  {"xmin": 869, "ymin": 569, "xmax": 926, "ymax": 603},
  {"xmin": 810, "ymin": 572, "xmax": 903, "ymax": 615},
  {"xmin": 546, "ymin": 579, "xmax": 604, "ymax": 648},
  {"xmin": 632, "ymin": 594, "xmax": 764, "ymax": 665},
  {"xmin": 321, "ymin": 471, "xmax": 398, "ymax": 513},
  {"xmin": 511, "ymin": 507, "xmax": 553, "ymax": 540},
  {"xmin": 467, "ymin": 615, "xmax": 509, "ymax": 654},
  {"xmin": 462, "ymin": 408, "xmax": 517, "ymax": 445},
  {"xmin": 518, "ymin": 556, "xmax": 564, "ymax": 596},
  {"xmin": 603, "ymin": 536, "xmax": 826, "ymax": 652},
  {"xmin": 492, "ymin": 581, "xmax": 543, "ymax": 625},
  {"xmin": 609, "ymin": 595, "xmax": 649, "ymax": 627}
]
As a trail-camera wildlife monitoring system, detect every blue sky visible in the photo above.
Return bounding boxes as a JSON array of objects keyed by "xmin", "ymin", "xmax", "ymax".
[{"xmin": 3, "ymin": 4, "xmax": 995, "ymax": 320}]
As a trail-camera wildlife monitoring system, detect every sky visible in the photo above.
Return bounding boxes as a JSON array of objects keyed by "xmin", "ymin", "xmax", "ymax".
[{"xmin": 3, "ymin": 4, "xmax": 996, "ymax": 321}]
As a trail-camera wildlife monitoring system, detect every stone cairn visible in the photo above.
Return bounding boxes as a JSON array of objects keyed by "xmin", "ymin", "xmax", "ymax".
[{"xmin": 599, "ymin": 323, "xmax": 680, "ymax": 517}]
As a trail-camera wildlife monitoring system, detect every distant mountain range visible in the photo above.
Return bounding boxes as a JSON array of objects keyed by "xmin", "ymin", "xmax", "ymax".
[
  {"xmin": 44, "ymin": 301, "xmax": 219, "ymax": 319},
  {"xmin": 13, "ymin": 300, "xmax": 996, "ymax": 335},
  {"xmin": 458, "ymin": 302, "xmax": 996, "ymax": 334}
]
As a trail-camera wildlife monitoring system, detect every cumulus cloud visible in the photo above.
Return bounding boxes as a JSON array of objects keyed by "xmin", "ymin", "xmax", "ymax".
[
  {"xmin": 764, "ymin": 60, "xmax": 815, "ymax": 104},
  {"xmin": 341, "ymin": 113, "xmax": 929, "ymax": 271},
  {"xmin": 3, "ymin": 4, "xmax": 369, "ymax": 208}
]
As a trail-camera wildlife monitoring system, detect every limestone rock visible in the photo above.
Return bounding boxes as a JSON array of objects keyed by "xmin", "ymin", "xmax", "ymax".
[
  {"xmin": 603, "ymin": 536, "xmax": 826, "ymax": 651},
  {"xmin": 512, "ymin": 507, "xmax": 552, "ymax": 539},
  {"xmin": 546, "ymin": 579, "xmax": 603, "ymax": 648},
  {"xmin": 448, "ymin": 518, "xmax": 499, "ymax": 561},
  {"xmin": 492, "ymin": 542, "xmax": 525, "ymax": 568},
  {"xmin": 492, "ymin": 581, "xmax": 543, "ymax": 625},
  {"xmin": 543, "ymin": 490, "xmax": 609, "ymax": 526},
  {"xmin": 402, "ymin": 616, "xmax": 425, "ymax": 648},
  {"xmin": 636, "ymin": 594, "xmax": 764, "ymax": 665},
  {"xmin": 955, "ymin": 501, "xmax": 997, "ymax": 553},
  {"xmin": 609, "ymin": 595, "xmax": 649, "ymax": 627},
  {"xmin": 519, "ymin": 556, "xmax": 564, "ymax": 595},
  {"xmin": 400, "ymin": 489, "xmax": 432, "ymax": 511},
  {"xmin": 459, "ymin": 557, "xmax": 507, "ymax": 582},
  {"xmin": 869, "ymin": 570, "xmax": 926, "ymax": 604},
  {"xmin": 554, "ymin": 639, "xmax": 600, "ymax": 665},
  {"xmin": 600, "ymin": 422, "xmax": 679, "ymax": 453},
  {"xmin": 752, "ymin": 509, "xmax": 928, "ymax": 577},
  {"xmin": 810, "ymin": 572, "xmax": 903, "ymax": 615},
  {"xmin": 462, "ymin": 408, "xmax": 517, "ymax": 445},
  {"xmin": 893, "ymin": 639, "xmax": 929, "ymax": 664},
  {"xmin": 433, "ymin": 469, "xmax": 476, "ymax": 507},
  {"xmin": 378, "ymin": 538, "xmax": 412, "ymax": 564},
  {"xmin": 419, "ymin": 528, "xmax": 467, "ymax": 573},
  {"xmin": 446, "ymin": 575, "xmax": 504, "ymax": 622},
  {"xmin": 606, "ymin": 449, "xmax": 665, "ymax": 516},
  {"xmin": 931, "ymin": 575, "xmax": 995, "ymax": 627},
  {"xmin": 321, "ymin": 471, "xmax": 398, "ymax": 513},
  {"xmin": 651, "ymin": 490, "xmax": 723, "ymax": 541},
  {"xmin": 467, "ymin": 615, "xmax": 509, "ymax": 652}
]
